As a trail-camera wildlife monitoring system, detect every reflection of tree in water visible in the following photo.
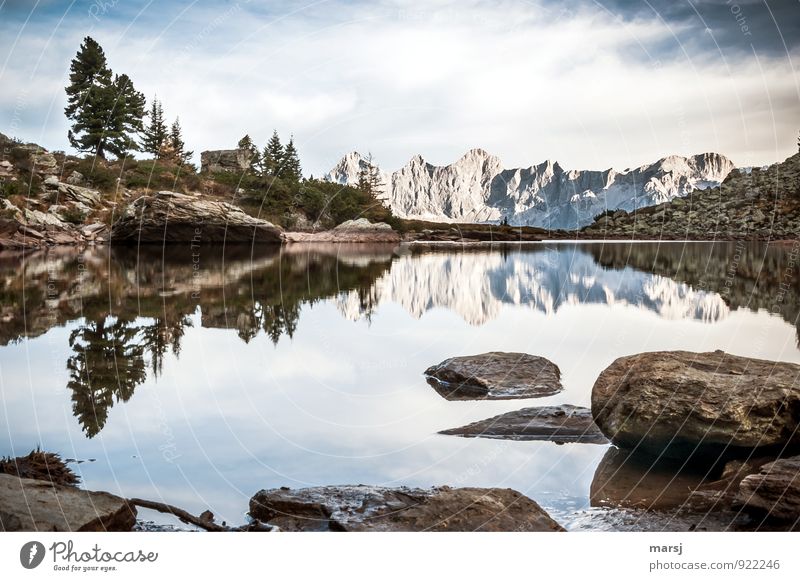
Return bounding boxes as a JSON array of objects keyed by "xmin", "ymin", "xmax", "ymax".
[
  {"xmin": 33, "ymin": 244, "xmax": 395, "ymax": 437},
  {"xmin": 67, "ymin": 316, "xmax": 147, "ymax": 438},
  {"xmin": 138, "ymin": 316, "xmax": 193, "ymax": 376}
]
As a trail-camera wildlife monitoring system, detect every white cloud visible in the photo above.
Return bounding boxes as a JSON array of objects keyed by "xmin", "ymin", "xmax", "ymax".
[{"xmin": 0, "ymin": 0, "xmax": 797, "ymax": 175}]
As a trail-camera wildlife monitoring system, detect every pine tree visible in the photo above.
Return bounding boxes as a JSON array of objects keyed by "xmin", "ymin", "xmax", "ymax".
[
  {"xmin": 65, "ymin": 37, "xmax": 145, "ymax": 160},
  {"xmin": 103, "ymin": 73, "xmax": 146, "ymax": 159},
  {"xmin": 167, "ymin": 117, "xmax": 193, "ymax": 164},
  {"xmin": 279, "ymin": 137, "xmax": 302, "ymax": 183},
  {"xmin": 262, "ymin": 130, "xmax": 284, "ymax": 177},
  {"xmin": 141, "ymin": 97, "xmax": 168, "ymax": 157},
  {"xmin": 237, "ymin": 134, "xmax": 260, "ymax": 172},
  {"xmin": 357, "ymin": 152, "xmax": 383, "ymax": 197},
  {"xmin": 65, "ymin": 37, "xmax": 115, "ymax": 158}
]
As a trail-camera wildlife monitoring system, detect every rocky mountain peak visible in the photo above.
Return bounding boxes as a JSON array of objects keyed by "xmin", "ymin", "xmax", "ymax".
[{"xmin": 325, "ymin": 149, "xmax": 737, "ymax": 229}]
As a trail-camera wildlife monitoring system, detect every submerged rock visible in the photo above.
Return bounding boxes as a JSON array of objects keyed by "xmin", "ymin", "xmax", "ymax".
[
  {"xmin": 249, "ymin": 485, "xmax": 564, "ymax": 532},
  {"xmin": 440, "ymin": 404, "xmax": 607, "ymax": 443},
  {"xmin": 736, "ymin": 455, "xmax": 800, "ymax": 521},
  {"xmin": 111, "ymin": 191, "xmax": 283, "ymax": 244},
  {"xmin": 590, "ymin": 447, "xmax": 711, "ymax": 512},
  {"xmin": 425, "ymin": 351, "xmax": 562, "ymax": 400},
  {"xmin": 591, "ymin": 350, "xmax": 800, "ymax": 460},
  {"xmin": 0, "ymin": 474, "xmax": 136, "ymax": 531}
]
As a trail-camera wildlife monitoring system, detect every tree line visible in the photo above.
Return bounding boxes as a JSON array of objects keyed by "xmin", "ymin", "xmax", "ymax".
[
  {"xmin": 236, "ymin": 131, "xmax": 302, "ymax": 183},
  {"xmin": 65, "ymin": 36, "xmax": 191, "ymax": 164},
  {"xmin": 64, "ymin": 36, "xmax": 387, "ymax": 201}
]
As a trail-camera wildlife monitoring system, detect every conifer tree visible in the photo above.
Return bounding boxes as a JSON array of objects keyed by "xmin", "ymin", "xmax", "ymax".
[
  {"xmin": 167, "ymin": 117, "xmax": 193, "ymax": 164},
  {"xmin": 65, "ymin": 37, "xmax": 144, "ymax": 159},
  {"xmin": 141, "ymin": 97, "xmax": 168, "ymax": 157},
  {"xmin": 65, "ymin": 37, "xmax": 115, "ymax": 158},
  {"xmin": 237, "ymin": 134, "xmax": 260, "ymax": 172},
  {"xmin": 357, "ymin": 152, "xmax": 383, "ymax": 197},
  {"xmin": 262, "ymin": 130, "xmax": 284, "ymax": 177},
  {"xmin": 104, "ymin": 73, "xmax": 146, "ymax": 159},
  {"xmin": 279, "ymin": 137, "xmax": 302, "ymax": 183}
]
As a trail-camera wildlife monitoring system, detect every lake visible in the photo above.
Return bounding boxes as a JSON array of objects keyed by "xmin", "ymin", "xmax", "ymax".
[{"xmin": 1, "ymin": 241, "xmax": 798, "ymax": 530}]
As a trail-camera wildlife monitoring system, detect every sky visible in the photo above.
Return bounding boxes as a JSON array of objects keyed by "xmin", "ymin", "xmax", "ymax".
[{"xmin": 0, "ymin": 0, "xmax": 798, "ymax": 176}]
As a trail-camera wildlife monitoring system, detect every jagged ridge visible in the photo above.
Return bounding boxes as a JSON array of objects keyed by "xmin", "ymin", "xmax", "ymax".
[{"xmin": 324, "ymin": 149, "xmax": 734, "ymax": 229}]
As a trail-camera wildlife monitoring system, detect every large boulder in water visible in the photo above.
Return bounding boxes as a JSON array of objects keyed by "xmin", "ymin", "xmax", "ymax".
[
  {"xmin": 249, "ymin": 485, "xmax": 564, "ymax": 532},
  {"xmin": 591, "ymin": 350, "xmax": 800, "ymax": 460},
  {"xmin": 425, "ymin": 351, "xmax": 562, "ymax": 400},
  {"xmin": 111, "ymin": 191, "xmax": 282, "ymax": 244}
]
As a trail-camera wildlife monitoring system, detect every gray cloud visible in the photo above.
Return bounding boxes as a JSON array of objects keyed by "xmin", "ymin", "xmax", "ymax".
[{"xmin": 0, "ymin": 0, "xmax": 798, "ymax": 176}]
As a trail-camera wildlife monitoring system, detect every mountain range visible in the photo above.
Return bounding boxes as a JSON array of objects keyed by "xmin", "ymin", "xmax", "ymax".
[{"xmin": 324, "ymin": 149, "xmax": 735, "ymax": 229}]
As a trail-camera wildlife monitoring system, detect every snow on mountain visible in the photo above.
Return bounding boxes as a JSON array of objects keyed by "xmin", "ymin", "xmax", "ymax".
[
  {"xmin": 336, "ymin": 248, "xmax": 729, "ymax": 325},
  {"xmin": 324, "ymin": 150, "xmax": 734, "ymax": 229}
]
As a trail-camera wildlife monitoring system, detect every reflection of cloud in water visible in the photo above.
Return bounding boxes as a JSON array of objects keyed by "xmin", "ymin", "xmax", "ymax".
[{"xmin": 338, "ymin": 248, "xmax": 729, "ymax": 325}]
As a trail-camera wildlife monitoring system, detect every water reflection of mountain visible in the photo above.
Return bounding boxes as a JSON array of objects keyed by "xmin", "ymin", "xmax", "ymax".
[
  {"xmin": 0, "ymin": 244, "xmax": 395, "ymax": 437},
  {"xmin": 337, "ymin": 246, "xmax": 731, "ymax": 325},
  {"xmin": 588, "ymin": 242, "xmax": 800, "ymax": 341},
  {"xmin": 1, "ymin": 241, "xmax": 797, "ymax": 437}
]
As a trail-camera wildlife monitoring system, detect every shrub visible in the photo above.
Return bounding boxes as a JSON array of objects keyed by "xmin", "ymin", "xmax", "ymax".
[
  {"xmin": 60, "ymin": 206, "xmax": 86, "ymax": 224},
  {"xmin": 74, "ymin": 157, "xmax": 119, "ymax": 191}
]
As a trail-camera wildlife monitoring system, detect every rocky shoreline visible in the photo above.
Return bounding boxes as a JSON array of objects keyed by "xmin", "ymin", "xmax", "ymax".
[{"xmin": 4, "ymin": 151, "xmax": 800, "ymax": 249}]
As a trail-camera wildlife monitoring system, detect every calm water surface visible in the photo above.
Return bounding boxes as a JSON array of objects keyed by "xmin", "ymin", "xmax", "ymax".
[{"xmin": 1, "ymin": 241, "xmax": 798, "ymax": 529}]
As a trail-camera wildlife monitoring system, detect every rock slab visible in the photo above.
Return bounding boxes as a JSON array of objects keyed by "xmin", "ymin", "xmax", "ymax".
[
  {"xmin": 440, "ymin": 404, "xmax": 607, "ymax": 443},
  {"xmin": 425, "ymin": 351, "xmax": 562, "ymax": 400},
  {"xmin": 249, "ymin": 485, "xmax": 564, "ymax": 532},
  {"xmin": 736, "ymin": 455, "xmax": 800, "ymax": 521},
  {"xmin": 591, "ymin": 350, "xmax": 800, "ymax": 459},
  {"xmin": 111, "ymin": 191, "xmax": 282, "ymax": 244},
  {"xmin": 0, "ymin": 474, "xmax": 136, "ymax": 531}
]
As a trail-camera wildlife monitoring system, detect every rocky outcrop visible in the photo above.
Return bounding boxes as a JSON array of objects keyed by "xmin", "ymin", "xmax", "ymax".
[
  {"xmin": 581, "ymin": 153, "xmax": 800, "ymax": 240},
  {"xmin": 440, "ymin": 405, "xmax": 607, "ymax": 443},
  {"xmin": 111, "ymin": 191, "xmax": 282, "ymax": 244},
  {"xmin": 736, "ymin": 456, "xmax": 800, "ymax": 521},
  {"xmin": 283, "ymin": 218, "xmax": 400, "ymax": 243},
  {"xmin": 249, "ymin": 485, "xmax": 564, "ymax": 531},
  {"xmin": 325, "ymin": 149, "xmax": 734, "ymax": 229},
  {"xmin": 591, "ymin": 350, "xmax": 800, "ymax": 460},
  {"xmin": 425, "ymin": 352, "xmax": 562, "ymax": 400},
  {"xmin": 0, "ymin": 474, "xmax": 136, "ymax": 531},
  {"xmin": 200, "ymin": 149, "xmax": 252, "ymax": 174}
]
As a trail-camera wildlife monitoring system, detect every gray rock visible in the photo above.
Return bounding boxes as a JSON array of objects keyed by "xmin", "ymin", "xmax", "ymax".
[
  {"xmin": 200, "ymin": 149, "xmax": 252, "ymax": 174},
  {"xmin": 24, "ymin": 208, "xmax": 66, "ymax": 228},
  {"xmin": 65, "ymin": 170, "xmax": 84, "ymax": 185},
  {"xmin": 425, "ymin": 351, "xmax": 562, "ymax": 400},
  {"xmin": 440, "ymin": 404, "xmax": 608, "ymax": 443},
  {"xmin": 111, "ymin": 191, "xmax": 282, "ymax": 244},
  {"xmin": 591, "ymin": 350, "xmax": 800, "ymax": 460},
  {"xmin": 334, "ymin": 218, "xmax": 394, "ymax": 231},
  {"xmin": 0, "ymin": 474, "xmax": 136, "ymax": 531},
  {"xmin": 736, "ymin": 455, "xmax": 800, "ymax": 520},
  {"xmin": 31, "ymin": 151, "xmax": 58, "ymax": 174},
  {"xmin": 57, "ymin": 183, "xmax": 102, "ymax": 208},
  {"xmin": 249, "ymin": 485, "xmax": 564, "ymax": 532}
]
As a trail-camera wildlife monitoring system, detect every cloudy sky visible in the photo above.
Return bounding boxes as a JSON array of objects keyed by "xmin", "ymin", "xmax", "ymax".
[{"xmin": 1, "ymin": 0, "xmax": 798, "ymax": 175}]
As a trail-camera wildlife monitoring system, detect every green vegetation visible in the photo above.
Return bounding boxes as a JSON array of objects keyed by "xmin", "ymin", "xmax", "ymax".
[{"xmin": 65, "ymin": 37, "xmax": 146, "ymax": 159}]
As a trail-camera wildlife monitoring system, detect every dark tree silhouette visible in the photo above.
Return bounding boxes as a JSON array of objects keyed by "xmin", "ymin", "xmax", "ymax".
[{"xmin": 66, "ymin": 316, "xmax": 147, "ymax": 438}]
